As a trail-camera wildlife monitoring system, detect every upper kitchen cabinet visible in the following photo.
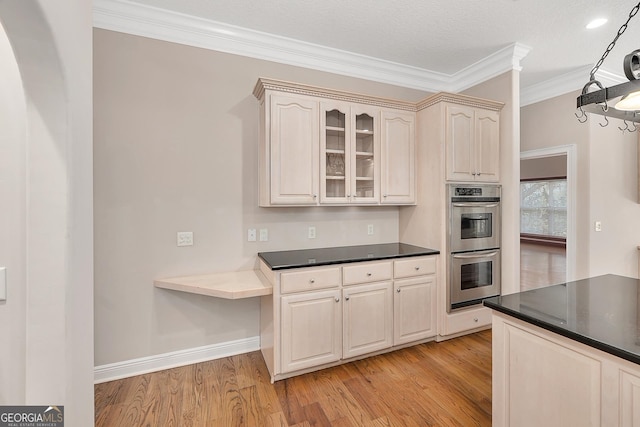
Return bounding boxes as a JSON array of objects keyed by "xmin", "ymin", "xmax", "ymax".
[
  {"xmin": 320, "ymin": 102, "xmax": 380, "ymax": 204},
  {"xmin": 254, "ymin": 78, "xmax": 416, "ymax": 206},
  {"xmin": 381, "ymin": 109, "xmax": 416, "ymax": 204},
  {"xmin": 255, "ymin": 88, "xmax": 320, "ymax": 206},
  {"xmin": 435, "ymin": 95, "xmax": 503, "ymax": 183}
]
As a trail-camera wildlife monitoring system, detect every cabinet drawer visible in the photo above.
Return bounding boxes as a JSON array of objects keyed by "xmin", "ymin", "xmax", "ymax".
[
  {"xmin": 394, "ymin": 257, "xmax": 436, "ymax": 279},
  {"xmin": 280, "ymin": 267, "xmax": 341, "ymax": 294},
  {"xmin": 343, "ymin": 261, "xmax": 392, "ymax": 286},
  {"xmin": 442, "ymin": 306, "xmax": 491, "ymax": 336}
]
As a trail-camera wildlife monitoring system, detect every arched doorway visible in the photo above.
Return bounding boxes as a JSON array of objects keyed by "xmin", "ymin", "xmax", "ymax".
[{"xmin": 0, "ymin": 1, "xmax": 93, "ymax": 424}]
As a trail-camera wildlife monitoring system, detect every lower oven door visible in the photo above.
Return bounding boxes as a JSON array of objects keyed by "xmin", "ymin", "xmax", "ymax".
[{"xmin": 450, "ymin": 249, "xmax": 501, "ymax": 311}]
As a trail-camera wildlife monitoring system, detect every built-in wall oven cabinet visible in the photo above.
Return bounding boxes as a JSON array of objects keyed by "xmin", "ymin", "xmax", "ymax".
[
  {"xmin": 450, "ymin": 249, "xmax": 501, "ymax": 310},
  {"xmin": 447, "ymin": 184, "xmax": 501, "ymax": 312}
]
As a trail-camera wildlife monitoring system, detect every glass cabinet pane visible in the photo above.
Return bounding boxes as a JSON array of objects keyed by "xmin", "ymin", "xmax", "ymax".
[
  {"xmin": 354, "ymin": 113, "xmax": 375, "ymax": 199},
  {"xmin": 324, "ymin": 109, "xmax": 347, "ymax": 199}
]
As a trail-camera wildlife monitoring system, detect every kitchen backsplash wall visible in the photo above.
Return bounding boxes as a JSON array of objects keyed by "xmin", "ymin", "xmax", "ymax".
[{"xmin": 93, "ymin": 29, "xmax": 428, "ymax": 366}]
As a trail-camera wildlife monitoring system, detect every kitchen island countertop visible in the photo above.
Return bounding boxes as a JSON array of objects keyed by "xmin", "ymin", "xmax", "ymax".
[{"xmin": 484, "ymin": 274, "xmax": 640, "ymax": 365}]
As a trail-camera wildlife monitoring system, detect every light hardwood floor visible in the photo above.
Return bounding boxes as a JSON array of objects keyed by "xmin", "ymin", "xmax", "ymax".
[
  {"xmin": 520, "ymin": 242, "xmax": 566, "ymax": 291},
  {"xmin": 95, "ymin": 330, "xmax": 492, "ymax": 427}
]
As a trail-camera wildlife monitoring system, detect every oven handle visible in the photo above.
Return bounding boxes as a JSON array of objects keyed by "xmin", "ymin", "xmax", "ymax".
[
  {"xmin": 452, "ymin": 251, "xmax": 499, "ymax": 259},
  {"xmin": 452, "ymin": 203, "xmax": 499, "ymax": 208}
]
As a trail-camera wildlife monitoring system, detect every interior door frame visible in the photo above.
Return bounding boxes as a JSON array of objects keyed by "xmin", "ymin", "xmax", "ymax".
[{"xmin": 520, "ymin": 144, "xmax": 576, "ymax": 282}]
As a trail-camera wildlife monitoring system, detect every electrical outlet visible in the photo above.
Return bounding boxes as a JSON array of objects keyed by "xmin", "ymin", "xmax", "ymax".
[
  {"xmin": 308, "ymin": 226, "xmax": 316, "ymax": 239},
  {"xmin": 248, "ymin": 228, "xmax": 257, "ymax": 242},
  {"xmin": 259, "ymin": 228, "xmax": 268, "ymax": 241},
  {"xmin": 595, "ymin": 221, "xmax": 602, "ymax": 232},
  {"xmin": 177, "ymin": 231, "xmax": 193, "ymax": 246},
  {"xmin": 367, "ymin": 224, "xmax": 374, "ymax": 235}
]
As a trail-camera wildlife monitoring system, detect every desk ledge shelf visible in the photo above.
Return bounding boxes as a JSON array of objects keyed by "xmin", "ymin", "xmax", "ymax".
[{"xmin": 154, "ymin": 270, "xmax": 272, "ymax": 299}]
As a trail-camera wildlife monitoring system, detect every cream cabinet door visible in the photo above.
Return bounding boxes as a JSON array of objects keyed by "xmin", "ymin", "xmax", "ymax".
[
  {"xmin": 445, "ymin": 104, "xmax": 475, "ymax": 181},
  {"xmin": 474, "ymin": 109, "xmax": 500, "ymax": 182},
  {"xmin": 380, "ymin": 109, "xmax": 416, "ymax": 204},
  {"xmin": 621, "ymin": 369, "xmax": 640, "ymax": 426},
  {"xmin": 281, "ymin": 289, "xmax": 342, "ymax": 373},
  {"xmin": 445, "ymin": 104, "xmax": 500, "ymax": 182},
  {"xmin": 393, "ymin": 276, "xmax": 437, "ymax": 345},
  {"xmin": 350, "ymin": 104, "xmax": 379, "ymax": 204},
  {"xmin": 342, "ymin": 281, "xmax": 393, "ymax": 359},
  {"xmin": 269, "ymin": 94, "xmax": 319, "ymax": 205}
]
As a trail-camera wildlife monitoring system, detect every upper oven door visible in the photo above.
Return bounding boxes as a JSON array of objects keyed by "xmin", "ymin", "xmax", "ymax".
[{"xmin": 450, "ymin": 201, "xmax": 500, "ymax": 253}]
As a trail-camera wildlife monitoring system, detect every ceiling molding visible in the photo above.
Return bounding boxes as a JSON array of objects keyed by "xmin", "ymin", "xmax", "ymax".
[
  {"xmin": 93, "ymin": 0, "xmax": 527, "ymax": 94},
  {"xmin": 520, "ymin": 65, "xmax": 628, "ymax": 107},
  {"xmin": 520, "ymin": 65, "xmax": 590, "ymax": 107},
  {"xmin": 450, "ymin": 43, "xmax": 531, "ymax": 93}
]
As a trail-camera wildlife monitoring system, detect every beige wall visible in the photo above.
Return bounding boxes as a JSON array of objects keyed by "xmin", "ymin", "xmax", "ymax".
[
  {"xmin": 521, "ymin": 155, "xmax": 567, "ymax": 179},
  {"xmin": 521, "ymin": 90, "xmax": 640, "ymax": 279},
  {"xmin": 93, "ymin": 29, "xmax": 429, "ymax": 366},
  {"xmin": 588, "ymin": 120, "xmax": 639, "ymax": 278}
]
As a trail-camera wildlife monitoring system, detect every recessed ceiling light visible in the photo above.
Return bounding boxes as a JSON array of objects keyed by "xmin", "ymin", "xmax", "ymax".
[{"xmin": 586, "ymin": 18, "xmax": 608, "ymax": 29}]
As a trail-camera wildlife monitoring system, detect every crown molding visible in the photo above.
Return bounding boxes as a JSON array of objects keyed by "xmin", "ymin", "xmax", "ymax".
[
  {"xmin": 94, "ymin": 0, "xmax": 527, "ymax": 93},
  {"xmin": 449, "ymin": 43, "xmax": 531, "ymax": 93},
  {"xmin": 520, "ymin": 65, "xmax": 628, "ymax": 107}
]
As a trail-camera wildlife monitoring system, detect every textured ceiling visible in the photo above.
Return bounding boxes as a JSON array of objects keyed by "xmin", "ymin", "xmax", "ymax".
[{"xmin": 126, "ymin": 0, "xmax": 640, "ymax": 89}]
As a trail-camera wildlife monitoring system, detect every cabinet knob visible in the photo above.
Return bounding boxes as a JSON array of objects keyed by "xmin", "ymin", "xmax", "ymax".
[
  {"xmin": 345, "ymin": 296, "xmax": 350, "ymax": 301},
  {"xmin": 415, "ymin": 266, "xmax": 420, "ymax": 271},
  {"xmin": 474, "ymin": 318, "xmax": 479, "ymax": 322},
  {"xmin": 335, "ymin": 297, "xmax": 340, "ymax": 302},
  {"xmin": 366, "ymin": 272, "xmax": 372, "ymax": 277},
  {"xmin": 310, "ymin": 279, "xmax": 315, "ymax": 284},
  {"xmin": 347, "ymin": 194, "xmax": 351, "ymax": 198},
  {"xmin": 313, "ymin": 194, "xmax": 317, "ymax": 199},
  {"xmin": 396, "ymin": 288, "xmax": 401, "ymax": 293},
  {"xmin": 477, "ymin": 173, "xmax": 481, "ymax": 176},
  {"xmin": 383, "ymin": 194, "xmax": 387, "ymax": 197},
  {"xmin": 472, "ymin": 172, "xmax": 477, "ymax": 176}
]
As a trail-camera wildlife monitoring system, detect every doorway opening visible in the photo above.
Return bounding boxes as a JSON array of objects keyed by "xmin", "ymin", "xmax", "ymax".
[{"xmin": 520, "ymin": 145, "xmax": 576, "ymax": 291}]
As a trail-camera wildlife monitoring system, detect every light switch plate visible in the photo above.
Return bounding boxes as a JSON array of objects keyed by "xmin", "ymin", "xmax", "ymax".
[
  {"xmin": 259, "ymin": 228, "xmax": 268, "ymax": 242},
  {"xmin": 308, "ymin": 226, "xmax": 316, "ymax": 239},
  {"xmin": 0, "ymin": 267, "xmax": 6, "ymax": 301}
]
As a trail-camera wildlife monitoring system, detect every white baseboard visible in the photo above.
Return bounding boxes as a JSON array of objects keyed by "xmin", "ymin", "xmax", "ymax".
[{"xmin": 94, "ymin": 336, "xmax": 260, "ymax": 383}]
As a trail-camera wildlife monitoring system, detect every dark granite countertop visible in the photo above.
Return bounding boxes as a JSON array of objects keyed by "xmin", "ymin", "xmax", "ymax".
[
  {"xmin": 258, "ymin": 243, "xmax": 439, "ymax": 270},
  {"xmin": 484, "ymin": 274, "xmax": 640, "ymax": 365}
]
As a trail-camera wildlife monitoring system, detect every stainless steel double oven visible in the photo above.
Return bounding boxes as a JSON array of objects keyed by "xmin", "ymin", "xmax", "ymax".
[{"xmin": 448, "ymin": 184, "xmax": 501, "ymax": 311}]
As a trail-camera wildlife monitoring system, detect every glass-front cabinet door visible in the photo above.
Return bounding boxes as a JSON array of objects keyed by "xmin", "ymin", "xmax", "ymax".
[
  {"xmin": 352, "ymin": 108, "xmax": 378, "ymax": 203},
  {"xmin": 320, "ymin": 102, "xmax": 378, "ymax": 204},
  {"xmin": 321, "ymin": 103, "xmax": 349, "ymax": 203}
]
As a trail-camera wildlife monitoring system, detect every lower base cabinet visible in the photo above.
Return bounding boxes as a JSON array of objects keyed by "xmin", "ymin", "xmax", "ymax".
[
  {"xmin": 343, "ymin": 281, "xmax": 393, "ymax": 359},
  {"xmin": 492, "ymin": 312, "xmax": 640, "ymax": 426},
  {"xmin": 260, "ymin": 255, "xmax": 438, "ymax": 382},
  {"xmin": 281, "ymin": 289, "xmax": 342, "ymax": 374},
  {"xmin": 394, "ymin": 276, "xmax": 437, "ymax": 345}
]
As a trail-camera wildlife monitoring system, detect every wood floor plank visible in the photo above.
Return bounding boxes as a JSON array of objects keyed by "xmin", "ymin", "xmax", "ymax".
[{"xmin": 95, "ymin": 330, "xmax": 493, "ymax": 427}]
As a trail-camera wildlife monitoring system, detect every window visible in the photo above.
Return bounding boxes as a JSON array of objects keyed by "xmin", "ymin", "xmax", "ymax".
[{"xmin": 520, "ymin": 179, "xmax": 567, "ymax": 238}]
